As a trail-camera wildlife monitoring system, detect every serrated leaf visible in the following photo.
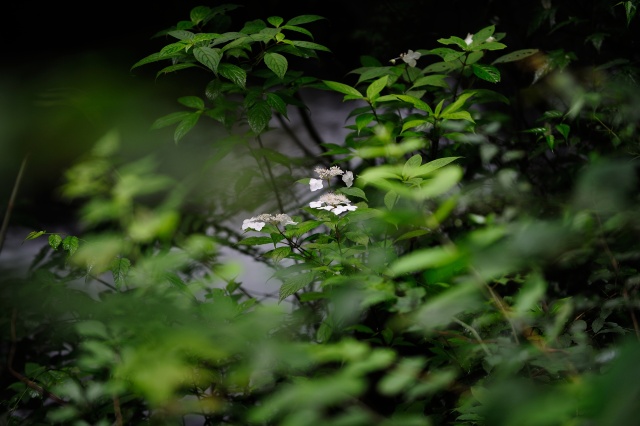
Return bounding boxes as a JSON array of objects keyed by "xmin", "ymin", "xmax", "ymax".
[
  {"xmin": 264, "ymin": 52, "xmax": 288, "ymax": 79},
  {"xmin": 218, "ymin": 63, "xmax": 247, "ymax": 88},
  {"xmin": 248, "ymin": 100, "xmax": 272, "ymax": 134},
  {"xmin": 413, "ymin": 157, "xmax": 462, "ymax": 177},
  {"xmin": 441, "ymin": 92, "xmax": 475, "ymax": 115},
  {"xmin": 279, "ymin": 271, "xmax": 315, "ymax": 302},
  {"xmin": 492, "ymin": 49, "xmax": 540, "ymax": 64},
  {"xmin": 168, "ymin": 30, "xmax": 195, "ymax": 41},
  {"xmin": 110, "ymin": 257, "xmax": 131, "ymax": 289},
  {"xmin": 266, "ymin": 92, "xmax": 287, "ymax": 117},
  {"xmin": 174, "ymin": 112, "xmax": 201, "ymax": 143},
  {"xmin": 264, "ymin": 246, "xmax": 292, "ymax": 262},
  {"xmin": 193, "ymin": 46, "xmax": 222, "ymax": 73},
  {"xmin": 62, "ymin": 236, "xmax": 79, "ymax": 256},
  {"xmin": 49, "ymin": 234, "xmax": 62, "ymax": 250}
]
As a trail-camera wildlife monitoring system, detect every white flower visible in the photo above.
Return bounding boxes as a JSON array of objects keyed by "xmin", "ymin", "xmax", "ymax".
[
  {"xmin": 309, "ymin": 178, "xmax": 324, "ymax": 191},
  {"xmin": 486, "ymin": 36, "xmax": 495, "ymax": 43},
  {"xmin": 464, "ymin": 33, "xmax": 474, "ymax": 46},
  {"xmin": 342, "ymin": 171, "xmax": 354, "ymax": 187},
  {"xmin": 400, "ymin": 50, "xmax": 421, "ymax": 67},
  {"xmin": 242, "ymin": 217, "xmax": 266, "ymax": 231},
  {"xmin": 314, "ymin": 166, "xmax": 344, "ymax": 179},
  {"xmin": 309, "ymin": 192, "xmax": 357, "ymax": 215},
  {"xmin": 242, "ymin": 213, "xmax": 297, "ymax": 232}
]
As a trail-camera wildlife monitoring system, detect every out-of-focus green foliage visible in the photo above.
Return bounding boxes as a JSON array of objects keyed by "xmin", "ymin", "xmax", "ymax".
[{"xmin": 3, "ymin": 1, "xmax": 640, "ymax": 425}]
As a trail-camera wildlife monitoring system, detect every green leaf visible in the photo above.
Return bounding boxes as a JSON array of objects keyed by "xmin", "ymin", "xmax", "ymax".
[
  {"xmin": 356, "ymin": 113, "xmax": 375, "ymax": 133},
  {"xmin": 555, "ymin": 123, "xmax": 570, "ymax": 140},
  {"xmin": 190, "ymin": 6, "xmax": 211, "ymax": 24},
  {"xmin": 248, "ymin": 100, "xmax": 272, "ymax": 134},
  {"xmin": 264, "ymin": 246, "xmax": 292, "ymax": 262},
  {"xmin": 266, "ymin": 92, "xmax": 287, "ymax": 117},
  {"xmin": 174, "ymin": 112, "xmax": 201, "ymax": 143},
  {"xmin": 491, "ymin": 49, "xmax": 539, "ymax": 64},
  {"xmin": 394, "ymin": 95, "xmax": 433, "ymax": 114},
  {"xmin": 287, "ymin": 40, "xmax": 331, "ymax": 52},
  {"xmin": 279, "ymin": 271, "xmax": 315, "ymax": 302},
  {"xmin": 423, "ymin": 61, "xmax": 461, "ymax": 74},
  {"xmin": 193, "ymin": 46, "xmax": 222, "ymax": 73},
  {"xmin": 410, "ymin": 74, "xmax": 449, "ymax": 89},
  {"xmin": 264, "ymin": 52, "xmax": 288, "ymax": 79},
  {"xmin": 286, "ymin": 15, "xmax": 325, "ymax": 25},
  {"xmin": 366, "ymin": 75, "xmax": 388, "ymax": 101},
  {"xmin": 412, "ymin": 157, "xmax": 462, "ymax": 177},
  {"xmin": 178, "ymin": 96, "xmax": 205, "ymax": 110},
  {"xmin": 48, "ymin": 234, "xmax": 62, "ymax": 249},
  {"xmin": 391, "ymin": 248, "xmax": 460, "ymax": 278},
  {"xmin": 155, "ymin": 63, "xmax": 197, "ymax": 77},
  {"xmin": 287, "ymin": 220, "xmax": 323, "ymax": 237},
  {"xmin": 471, "ymin": 64, "xmax": 501, "ymax": 83},
  {"xmin": 441, "ymin": 92, "xmax": 475, "ymax": 115},
  {"xmin": 218, "ymin": 63, "xmax": 247, "ymax": 89},
  {"xmin": 384, "ymin": 190, "xmax": 399, "ymax": 210},
  {"xmin": 150, "ymin": 111, "xmax": 193, "ymax": 130},
  {"xmin": 267, "ymin": 16, "xmax": 284, "ymax": 27},
  {"xmin": 167, "ymin": 30, "xmax": 195, "ymax": 41},
  {"xmin": 131, "ymin": 52, "xmax": 171, "ymax": 70},
  {"xmin": 25, "ymin": 230, "xmax": 46, "ymax": 241},
  {"xmin": 237, "ymin": 236, "xmax": 273, "ymax": 246},
  {"xmin": 62, "ymin": 236, "xmax": 79, "ymax": 256},
  {"xmin": 338, "ymin": 187, "xmax": 368, "ymax": 201},
  {"xmin": 322, "ymin": 80, "xmax": 363, "ymax": 98},
  {"xmin": 110, "ymin": 257, "xmax": 131, "ymax": 289}
]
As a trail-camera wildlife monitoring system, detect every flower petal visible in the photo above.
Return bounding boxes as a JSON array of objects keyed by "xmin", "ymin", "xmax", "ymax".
[{"xmin": 309, "ymin": 178, "xmax": 324, "ymax": 191}]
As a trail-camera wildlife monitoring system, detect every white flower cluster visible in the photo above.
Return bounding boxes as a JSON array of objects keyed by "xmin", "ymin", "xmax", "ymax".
[
  {"xmin": 242, "ymin": 166, "xmax": 358, "ymax": 232},
  {"xmin": 242, "ymin": 213, "xmax": 297, "ymax": 232},
  {"xmin": 309, "ymin": 193, "xmax": 357, "ymax": 215},
  {"xmin": 309, "ymin": 166, "xmax": 354, "ymax": 192},
  {"xmin": 307, "ymin": 165, "xmax": 357, "ymax": 215}
]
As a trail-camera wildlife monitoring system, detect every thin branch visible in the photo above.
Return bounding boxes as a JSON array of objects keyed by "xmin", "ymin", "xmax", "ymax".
[{"xmin": 0, "ymin": 153, "xmax": 29, "ymax": 255}]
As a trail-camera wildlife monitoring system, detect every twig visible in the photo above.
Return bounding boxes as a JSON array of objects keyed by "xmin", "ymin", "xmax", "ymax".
[{"xmin": 0, "ymin": 153, "xmax": 29, "ymax": 255}]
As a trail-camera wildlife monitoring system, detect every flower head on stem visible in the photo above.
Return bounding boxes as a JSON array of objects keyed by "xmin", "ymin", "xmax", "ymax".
[{"xmin": 242, "ymin": 213, "xmax": 297, "ymax": 232}]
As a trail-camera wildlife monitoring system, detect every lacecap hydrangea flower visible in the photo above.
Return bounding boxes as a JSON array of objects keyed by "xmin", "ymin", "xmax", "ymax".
[
  {"xmin": 242, "ymin": 213, "xmax": 297, "ymax": 232},
  {"xmin": 309, "ymin": 193, "xmax": 357, "ymax": 215},
  {"xmin": 309, "ymin": 166, "xmax": 354, "ymax": 191},
  {"xmin": 464, "ymin": 33, "xmax": 474, "ymax": 46}
]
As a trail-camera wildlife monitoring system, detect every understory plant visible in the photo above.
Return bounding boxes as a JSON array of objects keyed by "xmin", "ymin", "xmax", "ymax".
[{"xmin": 3, "ymin": 1, "xmax": 640, "ymax": 425}]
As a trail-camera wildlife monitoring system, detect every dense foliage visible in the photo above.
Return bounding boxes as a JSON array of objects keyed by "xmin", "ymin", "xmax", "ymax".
[{"xmin": 2, "ymin": 1, "xmax": 640, "ymax": 424}]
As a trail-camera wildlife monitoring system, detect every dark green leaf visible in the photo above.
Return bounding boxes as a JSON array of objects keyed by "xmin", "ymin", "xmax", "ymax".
[{"xmin": 279, "ymin": 271, "xmax": 315, "ymax": 302}]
